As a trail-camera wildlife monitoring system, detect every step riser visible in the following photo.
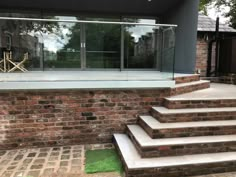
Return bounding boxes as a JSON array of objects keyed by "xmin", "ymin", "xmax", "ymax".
[
  {"xmin": 128, "ymin": 130, "xmax": 236, "ymax": 158},
  {"xmin": 125, "ymin": 161, "xmax": 236, "ymax": 177},
  {"xmin": 171, "ymin": 81, "xmax": 210, "ymax": 96},
  {"xmin": 114, "ymin": 136, "xmax": 236, "ymax": 177},
  {"xmin": 151, "ymin": 108, "xmax": 236, "ymax": 123},
  {"xmin": 126, "ymin": 128, "xmax": 146, "ymax": 158},
  {"xmin": 139, "ymin": 118, "xmax": 236, "ymax": 138},
  {"xmin": 115, "ymin": 134, "xmax": 236, "ymax": 177},
  {"xmin": 175, "ymin": 75, "xmax": 200, "ymax": 84},
  {"xmin": 164, "ymin": 99, "xmax": 236, "ymax": 109}
]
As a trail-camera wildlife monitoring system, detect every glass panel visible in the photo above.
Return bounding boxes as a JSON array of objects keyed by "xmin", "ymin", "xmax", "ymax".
[
  {"xmin": 123, "ymin": 19, "xmax": 158, "ymax": 69},
  {"xmin": 43, "ymin": 16, "xmax": 81, "ymax": 69},
  {"xmin": 161, "ymin": 26, "xmax": 175, "ymax": 73},
  {"xmin": 0, "ymin": 17, "xmax": 43, "ymax": 70},
  {"xmin": 85, "ymin": 22, "xmax": 121, "ymax": 69},
  {"xmin": 0, "ymin": 15, "xmax": 82, "ymax": 70},
  {"xmin": 0, "ymin": 14, "xmax": 176, "ymax": 79}
]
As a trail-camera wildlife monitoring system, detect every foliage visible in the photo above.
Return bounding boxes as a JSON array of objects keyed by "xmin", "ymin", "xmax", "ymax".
[
  {"xmin": 199, "ymin": 0, "xmax": 236, "ymax": 28},
  {"xmin": 216, "ymin": 0, "xmax": 236, "ymax": 28},
  {"xmin": 5, "ymin": 15, "xmax": 60, "ymax": 35},
  {"xmin": 199, "ymin": 0, "xmax": 213, "ymax": 15}
]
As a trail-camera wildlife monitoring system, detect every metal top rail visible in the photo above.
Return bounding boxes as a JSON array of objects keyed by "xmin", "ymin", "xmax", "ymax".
[{"xmin": 0, "ymin": 16, "xmax": 178, "ymax": 27}]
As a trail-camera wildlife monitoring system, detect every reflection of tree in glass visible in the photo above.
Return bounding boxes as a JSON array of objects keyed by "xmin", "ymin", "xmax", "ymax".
[
  {"xmin": 59, "ymin": 18, "xmax": 138, "ymax": 68},
  {"xmin": 124, "ymin": 20, "xmax": 157, "ymax": 69},
  {"xmin": 1, "ymin": 15, "xmax": 61, "ymax": 69}
]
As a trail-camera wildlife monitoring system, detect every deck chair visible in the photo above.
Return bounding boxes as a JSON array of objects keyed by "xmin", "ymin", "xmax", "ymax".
[
  {"xmin": 3, "ymin": 51, "xmax": 12, "ymax": 72},
  {"xmin": 0, "ymin": 51, "xmax": 9, "ymax": 72},
  {"xmin": 0, "ymin": 57, "xmax": 5, "ymax": 72},
  {"xmin": 7, "ymin": 52, "xmax": 29, "ymax": 73}
]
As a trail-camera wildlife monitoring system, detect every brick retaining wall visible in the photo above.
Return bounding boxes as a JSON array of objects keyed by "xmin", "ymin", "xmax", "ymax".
[{"xmin": 0, "ymin": 89, "xmax": 170, "ymax": 149}]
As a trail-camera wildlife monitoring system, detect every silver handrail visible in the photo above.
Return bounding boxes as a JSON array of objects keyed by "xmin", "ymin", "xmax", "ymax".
[{"xmin": 0, "ymin": 17, "xmax": 178, "ymax": 27}]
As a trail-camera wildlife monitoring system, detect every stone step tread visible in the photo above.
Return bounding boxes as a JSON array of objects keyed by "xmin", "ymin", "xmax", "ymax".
[
  {"xmin": 128, "ymin": 125, "xmax": 236, "ymax": 147},
  {"xmin": 140, "ymin": 116, "xmax": 236, "ymax": 129},
  {"xmin": 165, "ymin": 96, "xmax": 236, "ymax": 101},
  {"xmin": 174, "ymin": 74, "xmax": 200, "ymax": 79},
  {"xmin": 174, "ymin": 80, "xmax": 210, "ymax": 88},
  {"xmin": 152, "ymin": 106, "xmax": 236, "ymax": 114},
  {"xmin": 114, "ymin": 134, "xmax": 236, "ymax": 169}
]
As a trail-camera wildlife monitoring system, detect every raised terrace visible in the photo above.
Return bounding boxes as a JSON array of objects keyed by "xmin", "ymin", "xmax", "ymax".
[{"xmin": 0, "ymin": 71, "xmax": 200, "ymax": 90}]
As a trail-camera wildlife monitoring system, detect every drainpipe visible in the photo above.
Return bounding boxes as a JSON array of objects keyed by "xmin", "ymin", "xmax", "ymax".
[
  {"xmin": 215, "ymin": 17, "xmax": 220, "ymax": 76},
  {"xmin": 207, "ymin": 17, "xmax": 220, "ymax": 77},
  {"xmin": 207, "ymin": 40, "xmax": 215, "ymax": 77}
]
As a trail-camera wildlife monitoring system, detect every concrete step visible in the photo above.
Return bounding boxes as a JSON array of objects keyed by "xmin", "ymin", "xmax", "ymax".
[
  {"xmin": 139, "ymin": 115, "xmax": 236, "ymax": 138},
  {"xmin": 127, "ymin": 124, "xmax": 236, "ymax": 158},
  {"xmin": 171, "ymin": 80, "xmax": 210, "ymax": 96},
  {"xmin": 114, "ymin": 134, "xmax": 236, "ymax": 177},
  {"xmin": 164, "ymin": 97, "xmax": 236, "ymax": 109},
  {"xmin": 174, "ymin": 74, "xmax": 200, "ymax": 84},
  {"xmin": 151, "ymin": 106, "xmax": 236, "ymax": 123}
]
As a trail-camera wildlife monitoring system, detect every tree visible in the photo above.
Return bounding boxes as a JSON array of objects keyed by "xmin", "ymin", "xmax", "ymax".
[
  {"xmin": 216, "ymin": 0, "xmax": 236, "ymax": 28},
  {"xmin": 199, "ymin": 0, "xmax": 236, "ymax": 28},
  {"xmin": 199, "ymin": 0, "xmax": 213, "ymax": 15}
]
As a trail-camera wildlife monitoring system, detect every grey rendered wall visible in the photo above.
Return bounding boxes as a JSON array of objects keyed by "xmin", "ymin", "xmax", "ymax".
[{"xmin": 163, "ymin": 0, "xmax": 199, "ymax": 73}]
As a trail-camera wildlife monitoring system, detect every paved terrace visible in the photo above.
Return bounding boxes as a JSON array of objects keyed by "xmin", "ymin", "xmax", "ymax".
[
  {"xmin": 0, "ymin": 71, "xmax": 191, "ymax": 90},
  {"xmin": 0, "ymin": 71, "xmax": 189, "ymax": 82}
]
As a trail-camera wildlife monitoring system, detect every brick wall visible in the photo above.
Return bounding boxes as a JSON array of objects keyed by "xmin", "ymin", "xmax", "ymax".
[
  {"xmin": 195, "ymin": 37, "xmax": 216, "ymax": 77},
  {"xmin": 220, "ymin": 74, "xmax": 236, "ymax": 85},
  {"xmin": 0, "ymin": 89, "xmax": 170, "ymax": 150},
  {"xmin": 195, "ymin": 38, "xmax": 208, "ymax": 76}
]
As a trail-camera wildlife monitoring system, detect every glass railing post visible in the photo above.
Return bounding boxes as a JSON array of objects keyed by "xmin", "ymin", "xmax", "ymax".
[
  {"xmin": 172, "ymin": 27, "xmax": 177, "ymax": 80},
  {"xmin": 120, "ymin": 24, "xmax": 124, "ymax": 71}
]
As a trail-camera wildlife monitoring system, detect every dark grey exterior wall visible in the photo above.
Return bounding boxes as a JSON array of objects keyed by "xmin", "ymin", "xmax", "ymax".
[
  {"xmin": 0, "ymin": 0, "xmax": 182, "ymax": 16},
  {"xmin": 163, "ymin": 0, "xmax": 199, "ymax": 73}
]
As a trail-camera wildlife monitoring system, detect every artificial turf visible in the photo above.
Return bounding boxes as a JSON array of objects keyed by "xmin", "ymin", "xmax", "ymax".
[{"xmin": 85, "ymin": 149, "xmax": 123, "ymax": 174}]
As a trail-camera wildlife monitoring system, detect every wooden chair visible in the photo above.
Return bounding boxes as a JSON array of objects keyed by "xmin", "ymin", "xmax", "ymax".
[
  {"xmin": 0, "ymin": 57, "xmax": 5, "ymax": 72},
  {"xmin": 3, "ymin": 51, "xmax": 12, "ymax": 72},
  {"xmin": 0, "ymin": 51, "xmax": 9, "ymax": 72},
  {"xmin": 6, "ymin": 52, "xmax": 29, "ymax": 73}
]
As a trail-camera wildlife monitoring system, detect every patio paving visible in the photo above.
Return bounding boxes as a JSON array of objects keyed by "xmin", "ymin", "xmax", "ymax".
[
  {"xmin": 0, "ymin": 71, "xmax": 191, "ymax": 82},
  {"xmin": 0, "ymin": 144, "xmax": 235, "ymax": 177}
]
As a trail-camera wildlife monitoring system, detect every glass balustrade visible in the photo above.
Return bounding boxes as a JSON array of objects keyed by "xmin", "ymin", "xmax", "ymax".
[{"xmin": 0, "ymin": 15, "xmax": 176, "ymax": 80}]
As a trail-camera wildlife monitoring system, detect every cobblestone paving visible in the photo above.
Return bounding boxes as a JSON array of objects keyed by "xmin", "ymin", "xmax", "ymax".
[
  {"xmin": 0, "ymin": 145, "xmax": 84, "ymax": 177},
  {"xmin": 0, "ymin": 144, "xmax": 121, "ymax": 177},
  {"xmin": 0, "ymin": 144, "xmax": 235, "ymax": 177}
]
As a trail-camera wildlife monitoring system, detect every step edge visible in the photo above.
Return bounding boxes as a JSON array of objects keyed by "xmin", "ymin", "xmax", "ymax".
[
  {"xmin": 139, "ymin": 116, "xmax": 236, "ymax": 129},
  {"xmin": 165, "ymin": 97, "xmax": 236, "ymax": 101},
  {"xmin": 128, "ymin": 124, "xmax": 236, "ymax": 147},
  {"xmin": 152, "ymin": 106, "xmax": 236, "ymax": 114},
  {"xmin": 174, "ymin": 74, "xmax": 200, "ymax": 79},
  {"xmin": 114, "ymin": 134, "xmax": 236, "ymax": 170}
]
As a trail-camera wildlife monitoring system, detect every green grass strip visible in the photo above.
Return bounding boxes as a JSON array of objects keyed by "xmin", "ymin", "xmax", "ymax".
[{"xmin": 85, "ymin": 149, "xmax": 123, "ymax": 174}]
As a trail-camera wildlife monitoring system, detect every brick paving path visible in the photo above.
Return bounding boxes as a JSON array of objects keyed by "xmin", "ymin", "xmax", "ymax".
[{"xmin": 0, "ymin": 144, "xmax": 235, "ymax": 177}]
